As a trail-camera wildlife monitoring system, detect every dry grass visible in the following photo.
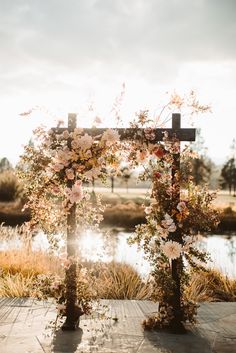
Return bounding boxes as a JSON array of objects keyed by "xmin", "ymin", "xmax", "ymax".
[
  {"xmin": 91, "ymin": 262, "xmax": 152, "ymax": 300},
  {"xmin": 186, "ymin": 269, "xmax": 236, "ymax": 302},
  {"xmin": 0, "ymin": 249, "xmax": 62, "ymax": 278},
  {"xmin": 0, "ymin": 273, "xmax": 35, "ymax": 297},
  {"xmin": 0, "ymin": 225, "xmax": 236, "ymax": 301}
]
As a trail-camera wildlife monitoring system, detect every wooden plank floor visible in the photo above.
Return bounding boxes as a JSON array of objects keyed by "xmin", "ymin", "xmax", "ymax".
[{"xmin": 0, "ymin": 298, "xmax": 235, "ymax": 353}]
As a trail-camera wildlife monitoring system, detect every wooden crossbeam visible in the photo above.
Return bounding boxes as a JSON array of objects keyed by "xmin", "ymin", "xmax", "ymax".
[{"xmin": 53, "ymin": 113, "xmax": 195, "ymax": 142}]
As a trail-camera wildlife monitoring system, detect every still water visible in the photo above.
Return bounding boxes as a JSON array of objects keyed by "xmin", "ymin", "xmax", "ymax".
[
  {"xmin": 1, "ymin": 230, "xmax": 236, "ymax": 279},
  {"xmin": 34, "ymin": 231, "xmax": 236, "ymax": 279}
]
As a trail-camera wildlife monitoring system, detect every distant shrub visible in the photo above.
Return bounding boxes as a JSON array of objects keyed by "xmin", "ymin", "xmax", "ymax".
[{"xmin": 0, "ymin": 171, "xmax": 23, "ymax": 201}]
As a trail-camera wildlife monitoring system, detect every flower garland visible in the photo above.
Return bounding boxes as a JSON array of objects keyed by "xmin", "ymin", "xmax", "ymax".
[
  {"xmin": 18, "ymin": 126, "xmax": 120, "ymax": 234},
  {"xmin": 127, "ymin": 124, "xmax": 219, "ymax": 329},
  {"xmin": 18, "ymin": 124, "xmax": 121, "ymax": 316}
]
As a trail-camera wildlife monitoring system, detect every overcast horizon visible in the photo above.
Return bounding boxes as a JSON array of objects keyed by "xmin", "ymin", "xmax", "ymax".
[{"xmin": 1, "ymin": 0, "xmax": 236, "ymax": 166}]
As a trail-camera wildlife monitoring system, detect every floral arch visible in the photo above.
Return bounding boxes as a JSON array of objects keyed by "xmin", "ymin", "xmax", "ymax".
[{"xmin": 18, "ymin": 97, "xmax": 219, "ymax": 333}]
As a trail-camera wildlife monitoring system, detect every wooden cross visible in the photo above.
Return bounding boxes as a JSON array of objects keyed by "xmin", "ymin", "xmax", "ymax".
[{"xmin": 52, "ymin": 112, "xmax": 195, "ymax": 332}]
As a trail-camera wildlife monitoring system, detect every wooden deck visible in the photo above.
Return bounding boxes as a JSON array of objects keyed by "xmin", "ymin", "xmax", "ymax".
[{"xmin": 0, "ymin": 298, "xmax": 236, "ymax": 352}]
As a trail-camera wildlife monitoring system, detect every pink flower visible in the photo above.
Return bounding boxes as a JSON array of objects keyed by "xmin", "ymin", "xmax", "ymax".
[
  {"xmin": 102, "ymin": 129, "xmax": 120, "ymax": 146},
  {"xmin": 52, "ymin": 163, "xmax": 64, "ymax": 172},
  {"xmin": 66, "ymin": 180, "xmax": 83, "ymax": 204},
  {"xmin": 77, "ymin": 134, "xmax": 93, "ymax": 150},
  {"xmin": 56, "ymin": 149, "xmax": 70, "ymax": 167},
  {"xmin": 65, "ymin": 168, "xmax": 75, "ymax": 180},
  {"xmin": 144, "ymin": 127, "xmax": 156, "ymax": 141},
  {"xmin": 62, "ymin": 130, "xmax": 70, "ymax": 139},
  {"xmin": 156, "ymin": 225, "xmax": 169, "ymax": 239},
  {"xmin": 161, "ymin": 214, "xmax": 177, "ymax": 233},
  {"xmin": 137, "ymin": 150, "xmax": 148, "ymax": 163}
]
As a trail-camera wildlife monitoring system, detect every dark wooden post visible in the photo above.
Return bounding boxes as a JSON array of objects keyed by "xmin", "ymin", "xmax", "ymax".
[
  {"xmin": 169, "ymin": 114, "xmax": 185, "ymax": 333},
  {"xmin": 52, "ymin": 113, "xmax": 80, "ymax": 330},
  {"xmin": 62, "ymin": 113, "xmax": 80, "ymax": 330}
]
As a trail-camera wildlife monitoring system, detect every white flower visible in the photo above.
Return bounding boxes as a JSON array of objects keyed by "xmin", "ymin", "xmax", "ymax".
[
  {"xmin": 149, "ymin": 237, "xmax": 157, "ymax": 250},
  {"xmin": 161, "ymin": 240, "xmax": 182, "ymax": 259},
  {"xmin": 66, "ymin": 180, "xmax": 83, "ymax": 204},
  {"xmin": 177, "ymin": 201, "xmax": 187, "ymax": 212},
  {"xmin": 102, "ymin": 129, "xmax": 120, "ymax": 146},
  {"xmin": 163, "ymin": 213, "xmax": 174, "ymax": 226},
  {"xmin": 77, "ymin": 134, "xmax": 93, "ymax": 150}
]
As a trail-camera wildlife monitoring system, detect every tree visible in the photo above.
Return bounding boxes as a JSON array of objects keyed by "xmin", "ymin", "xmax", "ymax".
[
  {"xmin": 0, "ymin": 157, "xmax": 12, "ymax": 173},
  {"xmin": 220, "ymin": 139, "xmax": 236, "ymax": 196},
  {"xmin": 120, "ymin": 166, "xmax": 132, "ymax": 193},
  {"xmin": 220, "ymin": 158, "xmax": 236, "ymax": 196}
]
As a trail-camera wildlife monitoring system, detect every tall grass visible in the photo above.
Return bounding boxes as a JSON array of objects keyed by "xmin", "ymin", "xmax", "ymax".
[
  {"xmin": 0, "ymin": 225, "xmax": 236, "ymax": 301},
  {"xmin": 0, "ymin": 273, "xmax": 35, "ymax": 297},
  {"xmin": 0, "ymin": 249, "xmax": 62, "ymax": 277},
  {"xmin": 91, "ymin": 262, "xmax": 152, "ymax": 300},
  {"xmin": 186, "ymin": 269, "xmax": 236, "ymax": 302}
]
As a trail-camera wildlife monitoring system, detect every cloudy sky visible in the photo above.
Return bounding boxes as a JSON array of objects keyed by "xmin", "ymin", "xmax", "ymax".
[{"xmin": 1, "ymin": 0, "xmax": 236, "ymax": 165}]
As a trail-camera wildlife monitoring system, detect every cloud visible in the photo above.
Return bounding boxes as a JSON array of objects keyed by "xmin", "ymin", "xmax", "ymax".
[{"xmin": 1, "ymin": 0, "xmax": 236, "ymax": 80}]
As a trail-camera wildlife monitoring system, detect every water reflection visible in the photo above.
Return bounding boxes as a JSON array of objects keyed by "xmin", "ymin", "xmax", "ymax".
[
  {"xmin": 76, "ymin": 231, "xmax": 236, "ymax": 279},
  {"xmin": 199, "ymin": 235, "xmax": 236, "ymax": 278},
  {"xmin": 78, "ymin": 231, "xmax": 236, "ymax": 279}
]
